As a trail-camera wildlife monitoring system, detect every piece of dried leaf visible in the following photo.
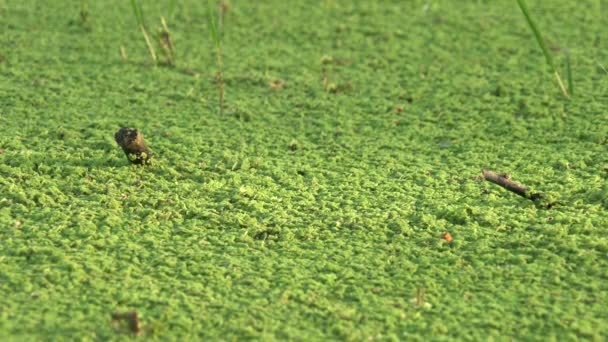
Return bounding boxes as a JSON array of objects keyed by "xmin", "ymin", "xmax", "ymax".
[
  {"xmin": 269, "ymin": 79, "xmax": 285, "ymax": 89},
  {"xmin": 440, "ymin": 232, "xmax": 453, "ymax": 243}
]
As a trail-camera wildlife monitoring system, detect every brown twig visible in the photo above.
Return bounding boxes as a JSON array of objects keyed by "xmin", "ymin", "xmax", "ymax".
[
  {"xmin": 482, "ymin": 169, "xmax": 542, "ymax": 201},
  {"xmin": 114, "ymin": 127, "xmax": 152, "ymax": 165}
]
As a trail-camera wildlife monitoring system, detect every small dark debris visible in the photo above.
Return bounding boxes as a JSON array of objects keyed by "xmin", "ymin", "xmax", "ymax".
[
  {"xmin": 111, "ymin": 311, "xmax": 142, "ymax": 335},
  {"xmin": 529, "ymin": 193, "xmax": 543, "ymax": 201},
  {"xmin": 179, "ymin": 67, "xmax": 201, "ymax": 76},
  {"xmin": 544, "ymin": 201, "xmax": 557, "ymax": 210},
  {"xmin": 80, "ymin": 9, "xmax": 89, "ymax": 24},
  {"xmin": 327, "ymin": 82, "xmax": 352, "ymax": 94},
  {"xmin": 493, "ymin": 85, "xmax": 503, "ymax": 97},
  {"xmin": 253, "ymin": 230, "xmax": 280, "ymax": 241},
  {"xmin": 320, "ymin": 55, "xmax": 334, "ymax": 65},
  {"xmin": 549, "ymin": 43, "xmax": 561, "ymax": 52}
]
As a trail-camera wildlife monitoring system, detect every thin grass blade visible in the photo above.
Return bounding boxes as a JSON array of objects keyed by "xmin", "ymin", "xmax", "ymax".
[
  {"xmin": 129, "ymin": 0, "xmax": 157, "ymax": 64},
  {"xmin": 207, "ymin": 1, "xmax": 220, "ymax": 47},
  {"xmin": 566, "ymin": 51, "xmax": 573, "ymax": 96},
  {"xmin": 516, "ymin": 0, "xmax": 569, "ymax": 98},
  {"xmin": 168, "ymin": 0, "xmax": 177, "ymax": 19},
  {"xmin": 130, "ymin": 0, "xmax": 144, "ymax": 27},
  {"xmin": 140, "ymin": 26, "xmax": 158, "ymax": 63},
  {"xmin": 516, "ymin": 0, "xmax": 554, "ymax": 69}
]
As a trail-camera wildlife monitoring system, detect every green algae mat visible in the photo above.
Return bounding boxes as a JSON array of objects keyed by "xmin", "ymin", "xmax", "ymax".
[{"xmin": 1, "ymin": 1, "xmax": 607, "ymax": 340}]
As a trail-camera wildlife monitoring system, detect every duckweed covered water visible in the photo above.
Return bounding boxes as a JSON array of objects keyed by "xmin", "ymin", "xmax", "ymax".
[{"xmin": 1, "ymin": 1, "xmax": 607, "ymax": 340}]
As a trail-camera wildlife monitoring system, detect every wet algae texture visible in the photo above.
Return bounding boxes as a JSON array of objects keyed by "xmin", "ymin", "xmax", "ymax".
[{"xmin": 1, "ymin": 1, "xmax": 607, "ymax": 340}]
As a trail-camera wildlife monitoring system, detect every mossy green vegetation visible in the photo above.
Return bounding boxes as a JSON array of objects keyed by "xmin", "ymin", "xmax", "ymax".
[{"xmin": 1, "ymin": 0, "xmax": 606, "ymax": 340}]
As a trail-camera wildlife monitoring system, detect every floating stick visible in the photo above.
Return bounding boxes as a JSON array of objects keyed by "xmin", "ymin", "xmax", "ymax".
[{"xmin": 482, "ymin": 169, "xmax": 543, "ymax": 201}]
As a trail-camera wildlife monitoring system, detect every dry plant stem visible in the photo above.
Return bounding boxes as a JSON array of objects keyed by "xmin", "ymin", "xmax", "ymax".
[
  {"xmin": 218, "ymin": 2, "xmax": 224, "ymax": 31},
  {"xmin": 565, "ymin": 51, "xmax": 573, "ymax": 96},
  {"xmin": 416, "ymin": 288, "xmax": 425, "ymax": 307},
  {"xmin": 218, "ymin": 1, "xmax": 230, "ymax": 32},
  {"xmin": 79, "ymin": 0, "xmax": 89, "ymax": 24},
  {"xmin": 216, "ymin": 46, "xmax": 224, "ymax": 115},
  {"xmin": 120, "ymin": 46, "xmax": 128, "ymax": 62},
  {"xmin": 160, "ymin": 17, "xmax": 172, "ymax": 46},
  {"xmin": 114, "ymin": 127, "xmax": 152, "ymax": 165},
  {"xmin": 208, "ymin": 1, "xmax": 224, "ymax": 115},
  {"xmin": 553, "ymin": 71, "xmax": 569, "ymax": 98},
  {"xmin": 140, "ymin": 25, "xmax": 157, "ymax": 64},
  {"xmin": 159, "ymin": 16, "xmax": 175, "ymax": 65},
  {"xmin": 482, "ymin": 169, "xmax": 542, "ymax": 201},
  {"xmin": 218, "ymin": 70, "xmax": 224, "ymax": 115}
]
